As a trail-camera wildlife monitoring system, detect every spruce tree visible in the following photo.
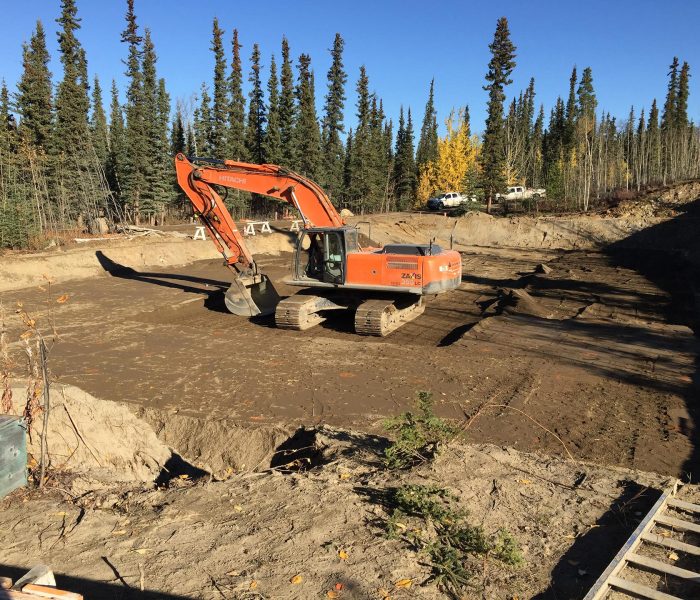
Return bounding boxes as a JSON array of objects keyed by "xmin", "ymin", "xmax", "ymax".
[
  {"xmin": 480, "ymin": 16, "xmax": 516, "ymax": 211},
  {"xmin": 321, "ymin": 33, "xmax": 347, "ymax": 201},
  {"xmin": 416, "ymin": 78, "xmax": 438, "ymax": 170},
  {"xmin": 263, "ymin": 54, "xmax": 282, "ymax": 164},
  {"xmin": 343, "ymin": 127, "xmax": 353, "ymax": 201},
  {"xmin": 210, "ymin": 18, "xmax": 228, "ymax": 158},
  {"xmin": 576, "ymin": 67, "xmax": 596, "ymax": 208},
  {"xmin": 393, "ymin": 106, "xmax": 417, "ymax": 209},
  {"xmin": 542, "ymin": 96, "xmax": 566, "ymax": 202},
  {"xmin": 661, "ymin": 58, "xmax": 683, "ymax": 183},
  {"xmin": 140, "ymin": 28, "xmax": 160, "ymax": 218},
  {"xmin": 564, "ymin": 66, "xmax": 577, "ymax": 150},
  {"xmin": 186, "ymin": 124, "xmax": 196, "ymax": 156},
  {"xmin": 0, "ymin": 80, "xmax": 26, "ymax": 248},
  {"xmin": 404, "ymin": 108, "xmax": 417, "ymax": 197},
  {"xmin": 661, "ymin": 57, "xmax": 679, "ymax": 131},
  {"xmin": 294, "ymin": 53, "xmax": 322, "ymax": 179},
  {"xmin": 194, "ymin": 83, "xmax": 213, "ymax": 156},
  {"xmin": 348, "ymin": 66, "xmax": 373, "ymax": 212},
  {"xmin": 647, "ymin": 98, "xmax": 661, "ymax": 182},
  {"xmin": 155, "ymin": 77, "xmax": 171, "ymax": 211},
  {"xmin": 531, "ymin": 104, "xmax": 545, "ymax": 185},
  {"xmin": 0, "ymin": 82, "xmax": 17, "ymax": 156},
  {"xmin": 16, "ymin": 20, "xmax": 53, "ymax": 149},
  {"xmin": 676, "ymin": 61, "xmax": 690, "ymax": 129},
  {"xmin": 577, "ymin": 67, "xmax": 597, "ymax": 120},
  {"xmin": 226, "ymin": 29, "xmax": 246, "ymax": 160},
  {"xmin": 54, "ymin": 0, "xmax": 90, "ymax": 155},
  {"xmin": 279, "ymin": 37, "xmax": 296, "ymax": 168},
  {"xmin": 90, "ymin": 75, "xmax": 109, "ymax": 168},
  {"xmin": 106, "ymin": 80, "xmax": 125, "ymax": 199},
  {"xmin": 121, "ymin": 0, "xmax": 145, "ymax": 221},
  {"xmin": 171, "ymin": 105, "xmax": 186, "ymax": 155},
  {"xmin": 245, "ymin": 43, "xmax": 266, "ymax": 164},
  {"xmin": 369, "ymin": 97, "xmax": 389, "ymax": 208}
]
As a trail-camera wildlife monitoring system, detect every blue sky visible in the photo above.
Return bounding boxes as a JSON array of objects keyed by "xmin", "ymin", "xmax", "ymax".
[{"xmin": 2, "ymin": 0, "xmax": 699, "ymax": 135}]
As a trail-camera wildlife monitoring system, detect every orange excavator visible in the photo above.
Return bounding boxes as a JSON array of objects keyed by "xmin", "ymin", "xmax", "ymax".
[{"xmin": 174, "ymin": 153, "xmax": 462, "ymax": 336}]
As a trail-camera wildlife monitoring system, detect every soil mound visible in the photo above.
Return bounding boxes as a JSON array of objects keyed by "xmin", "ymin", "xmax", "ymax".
[{"xmin": 8, "ymin": 384, "xmax": 171, "ymax": 484}]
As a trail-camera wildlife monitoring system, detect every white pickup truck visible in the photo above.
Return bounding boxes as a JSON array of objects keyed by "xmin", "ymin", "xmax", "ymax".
[
  {"xmin": 427, "ymin": 192, "xmax": 476, "ymax": 210},
  {"xmin": 496, "ymin": 186, "xmax": 546, "ymax": 202}
]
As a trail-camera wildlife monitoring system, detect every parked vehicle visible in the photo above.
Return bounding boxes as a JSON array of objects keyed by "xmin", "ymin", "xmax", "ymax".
[
  {"xmin": 427, "ymin": 192, "xmax": 476, "ymax": 210},
  {"xmin": 495, "ymin": 186, "xmax": 546, "ymax": 202}
]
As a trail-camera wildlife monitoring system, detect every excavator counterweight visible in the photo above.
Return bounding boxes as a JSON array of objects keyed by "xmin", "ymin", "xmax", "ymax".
[{"xmin": 174, "ymin": 154, "xmax": 462, "ymax": 336}]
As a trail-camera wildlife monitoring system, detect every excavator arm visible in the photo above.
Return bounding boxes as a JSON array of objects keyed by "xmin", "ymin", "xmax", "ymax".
[{"xmin": 174, "ymin": 153, "xmax": 343, "ymax": 316}]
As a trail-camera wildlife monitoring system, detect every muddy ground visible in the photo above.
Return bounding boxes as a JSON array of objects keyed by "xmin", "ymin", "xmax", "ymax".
[
  {"xmin": 2, "ymin": 243, "xmax": 698, "ymax": 478},
  {"xmin": 1, "ymin": 184, "xmax": 700, "ymax": 598}
]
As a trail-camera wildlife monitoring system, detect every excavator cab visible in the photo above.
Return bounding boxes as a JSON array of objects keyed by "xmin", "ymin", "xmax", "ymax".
[{"xmin": 295, "ymin": 227, "xmax": 359, "ymax": 285}]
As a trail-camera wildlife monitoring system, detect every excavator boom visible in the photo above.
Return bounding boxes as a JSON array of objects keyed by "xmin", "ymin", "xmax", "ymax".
[{"xmin": 174, "ymin": 153, "xmax": 343, "ymax": 316}]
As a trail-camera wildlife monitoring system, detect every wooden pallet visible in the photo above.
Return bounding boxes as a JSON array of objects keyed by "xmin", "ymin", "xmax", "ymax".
[{"xmin": 584, "ymin": 480, "xmax": 700, "ymax": 600}]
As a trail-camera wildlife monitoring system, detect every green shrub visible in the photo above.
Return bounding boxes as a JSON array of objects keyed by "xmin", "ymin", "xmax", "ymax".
[{"xmin": 383, "ymin": 391, "xmax": 457, "ymax": 469}]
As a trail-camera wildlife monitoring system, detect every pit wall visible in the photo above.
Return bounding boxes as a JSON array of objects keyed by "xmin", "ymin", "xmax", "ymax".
[
  {"xmin": 2, "ymin": 188, "xmax": 696, "ymax": 294},
  {"xmin": 351, "ymin": 212, "xmax": 666, "ymax": 253},
  {"xmin": 7, "ymin": 384, "xmax": 292, "ymax": 484},
  {"xmin": 0, "ymin": 234, "xmax": 295, "ymax": 293}
]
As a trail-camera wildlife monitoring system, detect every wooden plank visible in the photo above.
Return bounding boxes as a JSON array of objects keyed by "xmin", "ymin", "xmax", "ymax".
[
  {"xmin": 642, "ymin": 532, "xmax": 700, "ymax": 556},
  {"xmin": 607, "ymin": 576, "xmax": 681, "ymax": 600},
  {"xmin": 583, "ymin": 484, "xmax": 677, "ymax": 600},
  {"xmin": 668, "ymin": 498, "xmax": 700, "ymax": 514},
  {"xmin": 1, "ymin": 591, "xmax": 44, "ymax": 600},
  {"xmin": 21, "ymin": 584, "xmax": 83, "ymax": 599},
  {"xmin": 626, "ymin": 552, "xmax": 700, "ymax": 582},
  {"xmin": 656, "ymin": 514, "xmax": 700, "ymax": 534}
]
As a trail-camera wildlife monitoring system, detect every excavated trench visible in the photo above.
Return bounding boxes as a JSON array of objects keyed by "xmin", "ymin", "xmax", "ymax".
[{"xmin": 7, "ymin": 383, "xmax": 332, "ymax": 489}]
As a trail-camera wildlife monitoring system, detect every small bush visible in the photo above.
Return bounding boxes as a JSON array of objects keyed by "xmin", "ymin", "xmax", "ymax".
[
  {"xmin": 384, "ymin": 484, "xmax": 522, "ymax": 597},
  {"xmin": 383, "ymin": 391, "xmax": 458, "ymax": 469}
]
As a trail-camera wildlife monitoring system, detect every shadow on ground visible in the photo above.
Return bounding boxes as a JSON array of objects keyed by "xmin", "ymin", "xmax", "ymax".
[
  {"xmin": 533, "ymin": 481, "xmax": 660, "ymax": 599},
  {"xmin": 95, "ymin": 250, "xmax": 232, "ymax": 313},
  {"xmin": 606, "ymin": 197, "xmax": 700, "ymax": 479}
]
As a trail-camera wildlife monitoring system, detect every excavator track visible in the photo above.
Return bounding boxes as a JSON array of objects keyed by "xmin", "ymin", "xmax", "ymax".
[
  {"xmin": 275, "ymin": 296, "xmax": 326, "ymax": 331},
  {"xmin": 275, "ymin": 295, "xmax": 350, "ymax": 331},
  {"xmin": 354, "ymin": 298, "xmax": 425, "ymax": 337}
]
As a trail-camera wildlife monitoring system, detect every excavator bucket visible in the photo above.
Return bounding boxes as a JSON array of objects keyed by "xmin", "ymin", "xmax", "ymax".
[{"xmin": 224, "ymin": 274, "xmax": 280, "ymax": 317}]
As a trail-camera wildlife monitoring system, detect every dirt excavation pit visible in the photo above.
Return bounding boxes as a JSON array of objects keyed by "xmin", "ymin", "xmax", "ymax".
[
  {"xmin": 0, "ymin": 384, "xmax": 684, "ymax": 600},
  {"xmin": 1, "ymin": 182, "xmax": 700, "ymax": 597}
]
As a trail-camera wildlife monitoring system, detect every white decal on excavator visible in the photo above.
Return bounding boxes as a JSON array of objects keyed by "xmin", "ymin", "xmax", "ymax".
[{"xmin": 220, "ymin": 175, "xmax": 247, "ymax": 185}]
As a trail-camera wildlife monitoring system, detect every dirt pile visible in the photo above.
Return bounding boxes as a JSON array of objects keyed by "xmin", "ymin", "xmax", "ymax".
[
  {"xmin": 353, "ymin": 210, "xmax": 665, "ymax": 252},
  {"xmin": 6, "ymin": 383, "xmax": 298, "ymax": 486},
  {"xmin": 350, "ymin": 181, "xmax": 700, "ymax": 252},
  {"xmin": 9, "ymin": 384, "xmax": 171, "ymax": 485}
]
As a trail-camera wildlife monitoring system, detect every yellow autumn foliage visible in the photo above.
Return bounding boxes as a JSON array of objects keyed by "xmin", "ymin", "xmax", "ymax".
[{"xmin": 417, "ymin": 108, "xmax": 480, "ymax": 204}]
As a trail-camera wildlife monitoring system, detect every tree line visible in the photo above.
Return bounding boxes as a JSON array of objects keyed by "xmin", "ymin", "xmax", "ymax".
[{"xmin": 1, "ymin": 2, "xmax": 698, "ymax": 249}]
